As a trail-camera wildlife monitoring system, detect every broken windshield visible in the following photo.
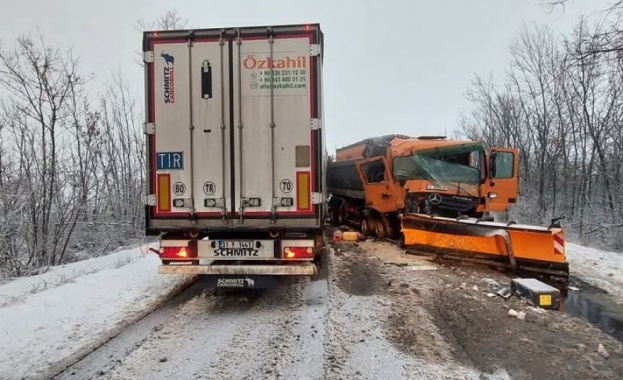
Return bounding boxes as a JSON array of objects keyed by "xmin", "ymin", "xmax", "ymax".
[{"xmin": 393, "ymin": 144, "xmax": 483, "ymax": 185}]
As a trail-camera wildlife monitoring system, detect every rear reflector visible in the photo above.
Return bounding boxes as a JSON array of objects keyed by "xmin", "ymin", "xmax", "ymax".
[
  {"xmin": 297, "ymin": 172, "xmax": 310, "ymax": 210},
  {"xmin": 553, "ymin": 232, "xmax": 565, "ymax": 256},
  {"xmin": 157, "ymin": 174, "xmax": 171, "ymax": 212},
  {"xmin": 284, "ymin": 246, "xmax": 314, "ymax": 259}
]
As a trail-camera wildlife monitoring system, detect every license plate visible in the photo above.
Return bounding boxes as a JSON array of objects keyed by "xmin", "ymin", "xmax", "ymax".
[{"xmin": 214, "ymin": 240, "xmax": 261, "ymax": 257}]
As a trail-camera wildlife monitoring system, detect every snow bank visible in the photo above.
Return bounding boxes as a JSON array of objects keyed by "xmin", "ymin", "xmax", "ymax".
[
  {"xmin": 0, "ymin": 244, "xmax": 154, "ymax": 307},
  {"xmin": 566, "ymin": 242, "xmax": 623, "ymax": 300},
  {"xmin": 0, "ymin": 246, "xmax": 194, "ymax": 380}
]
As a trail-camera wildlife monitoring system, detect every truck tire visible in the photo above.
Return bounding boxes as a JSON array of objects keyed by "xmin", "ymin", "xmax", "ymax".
[{"xmin": 312, "ymin": 248, "xmax": 329, "ymax": 281}]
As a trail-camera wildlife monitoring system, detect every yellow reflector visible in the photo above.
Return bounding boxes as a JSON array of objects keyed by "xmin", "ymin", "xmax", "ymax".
[
  {"xmin": 158, "ymin": 174, "xmax": 171, "ymax": 212},
  {"xmin": 297, "ymin": 171, "xmax": 310, "ymax": 210}
]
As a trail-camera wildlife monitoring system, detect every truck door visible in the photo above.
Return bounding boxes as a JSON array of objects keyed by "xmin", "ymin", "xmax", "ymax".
[
  {"xmin": 149, "ymin": 37, "xmax": 232, "ymax": 220},
  {"xmin": 356, "ymin": 157, "xmax": 396, "ymax": 213},
  {"xmin": 231, "ymin": 31, "xmax": 319, "ymax": 222},
  {"xmin": 485, "ymin": 148, "xmax": 519, "ymax": 211}
]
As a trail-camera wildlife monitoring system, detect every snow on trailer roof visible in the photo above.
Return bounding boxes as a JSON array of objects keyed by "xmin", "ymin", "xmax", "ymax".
[
  {"xmin": 142, "ymin": 23, "xmax": 324, "ymax": 58},
  {"xmin": 143, "ymin": 23, "xmax": 323, "ymax": 40}
]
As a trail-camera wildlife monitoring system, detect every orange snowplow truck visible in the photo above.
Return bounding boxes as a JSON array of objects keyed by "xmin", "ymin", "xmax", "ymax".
[{"xmin": 327, "ymin": 134, "xmax": 519, "ymax": 239}]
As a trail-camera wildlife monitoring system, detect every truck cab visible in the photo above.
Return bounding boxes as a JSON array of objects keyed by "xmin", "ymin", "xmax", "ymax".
[{"xmin": 388, "ymin": 138, "xmax": 519, "ymax": 218}]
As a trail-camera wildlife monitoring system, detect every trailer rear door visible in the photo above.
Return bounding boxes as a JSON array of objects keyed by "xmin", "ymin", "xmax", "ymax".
[{"xmin": 144, "ymin": 25, "xmax": 325, "ymax": 231}]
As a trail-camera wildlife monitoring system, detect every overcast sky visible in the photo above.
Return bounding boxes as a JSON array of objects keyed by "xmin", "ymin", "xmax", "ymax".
[{"xmin": 0, "ymin": 0, "xmax": 612, "ymax": 153}]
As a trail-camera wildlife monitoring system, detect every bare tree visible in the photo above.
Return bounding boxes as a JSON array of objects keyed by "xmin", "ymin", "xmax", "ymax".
[
  {"xmin": 135, "ymin": 9, "xmax": 189, "ymax": 32},
  {"xmin": 133, "ymin": 9, "xmax": 189, "ymax": 66},
  {"xmin": 0, "ymin": 30, "xmax": 87, "ymax": 271},
  {"xmin": 457, "ymin": 17, "xmax": 623, "ymax": 249}
]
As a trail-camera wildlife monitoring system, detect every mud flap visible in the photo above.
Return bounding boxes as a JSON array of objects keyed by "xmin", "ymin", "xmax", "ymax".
[{"xmin": 197, "ymin": 275, "xmax": 282, "ymax": 289}]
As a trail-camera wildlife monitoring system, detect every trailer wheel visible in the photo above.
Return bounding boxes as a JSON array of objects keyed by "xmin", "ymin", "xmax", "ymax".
[
  {"xmin": 336, "ymin": 208, "xmax": 346, "ymax": 225},
  {"xmin": 362, "ymin": 218, "xmax": 371, "ymax": 236},
  {"xmin": 312, "ymin": 248, "xmax": 329, "ymax": 281}
]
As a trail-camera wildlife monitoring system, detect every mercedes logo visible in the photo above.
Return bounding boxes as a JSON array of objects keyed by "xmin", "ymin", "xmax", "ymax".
[{"xmin": 428, "ymin": 193, "xmax": 442, "ymax": 205}]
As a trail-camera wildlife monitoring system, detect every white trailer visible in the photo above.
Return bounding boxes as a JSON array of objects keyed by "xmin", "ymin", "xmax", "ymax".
[{"xmin": 142, "ymin": 24, "xmax": 327, "ymax": 287}]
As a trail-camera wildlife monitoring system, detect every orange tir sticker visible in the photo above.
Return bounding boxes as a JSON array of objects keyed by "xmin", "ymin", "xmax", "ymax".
[
  {"xmin": 297, "ymin": 172, "xmax": 310, "ymax": 210},
  {"xmin": 157, "ymin": 174, "xmax": 171, "ymax": 212}
]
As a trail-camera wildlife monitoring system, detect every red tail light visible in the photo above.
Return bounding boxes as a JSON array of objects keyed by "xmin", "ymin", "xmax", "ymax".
[
  {"xmin": 159, "ymin": 242, "xmax": 197, "ymax": 259},
  {"xmin": 284, "ymin": 246, "xmax": 314, "ymax": 259}
]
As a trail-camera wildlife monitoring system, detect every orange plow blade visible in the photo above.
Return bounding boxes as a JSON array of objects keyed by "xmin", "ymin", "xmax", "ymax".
[{"xmin": 400, "ymin": 213, "xmax": 569, "ymax": 283}]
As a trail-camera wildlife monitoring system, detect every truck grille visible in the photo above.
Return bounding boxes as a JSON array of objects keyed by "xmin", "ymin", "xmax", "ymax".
[{"xmin": 435, "ymin": 194, "xmax": 477, "ymax": 212}]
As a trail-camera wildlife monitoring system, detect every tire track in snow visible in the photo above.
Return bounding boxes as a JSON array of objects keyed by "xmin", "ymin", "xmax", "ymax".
[
  {"xmin": 101, "ymin": 289, "xmax": 262, "ymax": 380},
  {"xmin": 326, "ymin": 246, "xmax": 509, "ymax": 380},
  {"xmin": 100, "ymin": 277, "xmax": 330, "ymax": 380},
  {"xmin": 202, "ymin": 282, "xmax": 306, "ymax": 379},
  {"xmin": 284, "ymin": 276, "xmax": 331, "ymax": 380}
]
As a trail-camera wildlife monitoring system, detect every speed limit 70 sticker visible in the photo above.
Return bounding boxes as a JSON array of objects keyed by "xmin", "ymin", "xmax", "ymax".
[{"xmin": 280, "ymin": 179, "xmax": 293, "ymax": 193}]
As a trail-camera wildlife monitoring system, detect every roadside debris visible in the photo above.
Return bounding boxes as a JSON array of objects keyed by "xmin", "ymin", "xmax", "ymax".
[
  {"xmin": 507, "ymin": 309, "xmax": 527, "ymax": 320},
  {"xmin": 482, "ymin": 278, "xmax": 501, "ymax": 288},
  {"xmin": 497, "ymin": 287, "xmax": 512, "ymax": 299},
  {"xmin": 511, "ymin": 278, "xmax": 561, "ymax": 310},
  {"xmin": 598, "ymin": 343, "xmax": 610, "ymax": 359},
  {"xmin": 527, "ymin": 306, "xmax": 546, "ymax": 314},
  {"xmin": 333, "ymin": 228, "xmax": 362, "ymax": 242}
]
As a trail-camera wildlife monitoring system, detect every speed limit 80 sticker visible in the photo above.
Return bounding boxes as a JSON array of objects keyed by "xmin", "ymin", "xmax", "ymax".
[{"xmin": 173, "ymin": 182, "xmax": 186, "ymax": 196}]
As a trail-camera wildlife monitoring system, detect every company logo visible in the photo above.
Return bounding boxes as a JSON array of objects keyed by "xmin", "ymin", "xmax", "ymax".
[
  {"xmin": 243, "ymin": 55, "xmax": 306, "ymax": 70},
  {"xmin": 161, "ymin": 51, "xmax": 175, "ymax": 104},
  {"xmin": 216, "ymin": 278, "xmax": 256, "ymax": 288},
  {"xmin": 428, "ymin": 193, "xmax": 443, "ymax": 205}
]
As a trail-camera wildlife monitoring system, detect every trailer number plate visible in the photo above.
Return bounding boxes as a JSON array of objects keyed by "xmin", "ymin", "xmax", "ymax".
[{"xmin": 214, "ymin": 240, "xmax": 261, "ymax": 257}]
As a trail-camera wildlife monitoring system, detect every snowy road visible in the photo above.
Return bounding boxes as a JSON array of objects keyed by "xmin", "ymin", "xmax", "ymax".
[
  {"xmin": 57, "ymin": 251, "xmax": 495, "ymax": 380},
  {"xmin": 3, "ymin": 240, "xmax": 623, "ymax": 380}
]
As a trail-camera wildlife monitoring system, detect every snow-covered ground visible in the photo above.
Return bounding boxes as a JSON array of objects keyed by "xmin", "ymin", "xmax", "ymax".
[
  {"xmin": 0, "ymin": 244, "xmax": 194, "ymax": 380},
  {"xmin": 566, "ymin": 242, "xmax": 623, "ymax": 301},
  {"xmin": 0, "ymin": 239, "xmax": 621, "ymax": 380}
]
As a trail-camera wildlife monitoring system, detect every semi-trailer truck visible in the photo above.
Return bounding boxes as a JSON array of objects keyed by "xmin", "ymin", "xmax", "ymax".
[{"xmin": 142, "ymin": 23, "xmax": 327, "ymax": 288}]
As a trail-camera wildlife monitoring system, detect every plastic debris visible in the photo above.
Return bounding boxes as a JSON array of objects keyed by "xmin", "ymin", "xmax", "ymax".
[
  {"xmin": 598, "ymin": 343, "xmax": 609, "ymax": 359},
  {"xmin": 497, "ymin": 287, "xmax": 512, "ymax": 299},
  {"xmin": 482, "ymin": 278, "xmax": 501, "ymax": 288}
]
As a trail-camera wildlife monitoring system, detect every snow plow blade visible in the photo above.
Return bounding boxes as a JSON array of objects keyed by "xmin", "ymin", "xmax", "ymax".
[{"xmin": 400, "ymin": 213, "xmax": 569, "ymax": 283}]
